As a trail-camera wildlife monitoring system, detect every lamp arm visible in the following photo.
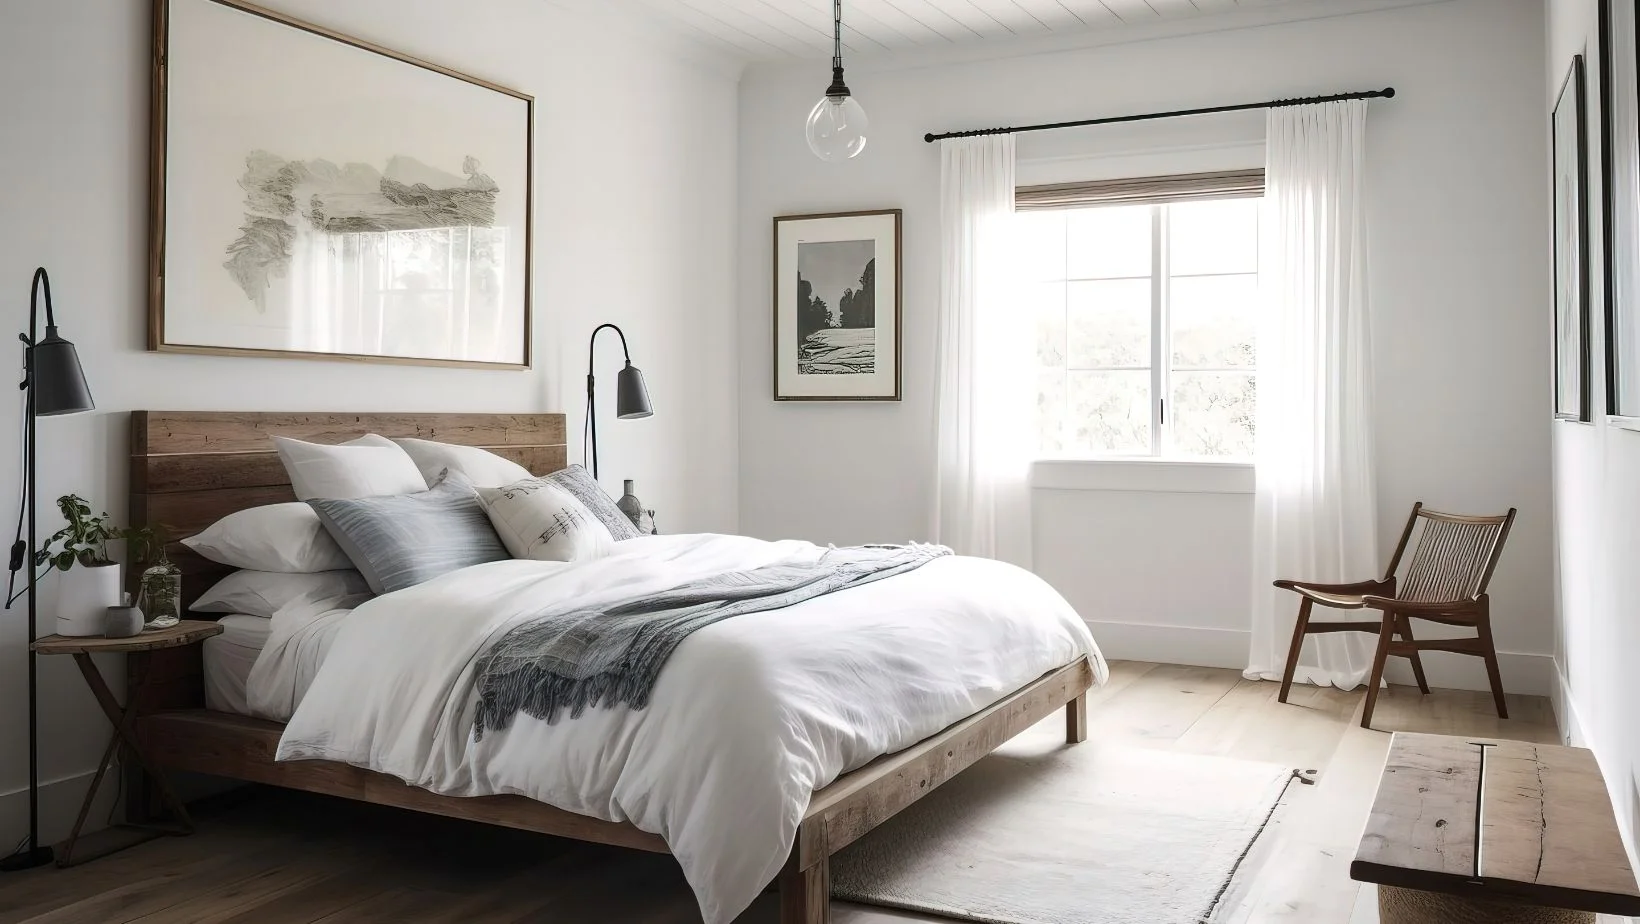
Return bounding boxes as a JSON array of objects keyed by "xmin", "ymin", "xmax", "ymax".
[
  {"xmin": 587, "ymin": 322, "xmax": 632, "ymax": 372},
  {"xmin": 32, "ymin": 268, "xmax": 54, "ymax": 331}
]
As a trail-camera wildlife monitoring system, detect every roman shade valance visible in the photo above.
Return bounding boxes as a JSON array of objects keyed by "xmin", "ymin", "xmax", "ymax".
[{"xmin": 1015, "ymin": 168, "xmax": 1265, "ymax": 211}]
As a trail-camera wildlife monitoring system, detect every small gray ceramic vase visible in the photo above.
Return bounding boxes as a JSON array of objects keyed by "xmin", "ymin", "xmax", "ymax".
[{"xmin": 103, "ymin": 603, "xmax": 145, "ymax": 638}]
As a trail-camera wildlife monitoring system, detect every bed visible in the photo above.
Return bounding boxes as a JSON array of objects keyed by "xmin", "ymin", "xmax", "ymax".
[{"xmin": 126, "ymin": 410, "xmax": 1101, "ymax": 924}]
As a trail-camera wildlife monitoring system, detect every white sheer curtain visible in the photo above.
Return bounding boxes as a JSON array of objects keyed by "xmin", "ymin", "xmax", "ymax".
[
  {"xmin": 932, "ymin": 136, "xmax": 1034, "ymax": 567},
  {"xmin": 1244, "ymin": 100, "xmax": 1381, "ymax": 691}
]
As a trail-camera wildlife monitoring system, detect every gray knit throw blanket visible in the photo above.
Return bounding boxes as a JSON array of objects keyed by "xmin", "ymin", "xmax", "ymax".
[{"xmin": 473, "ymin": 543, "xmax": 951, "ymax": 737}]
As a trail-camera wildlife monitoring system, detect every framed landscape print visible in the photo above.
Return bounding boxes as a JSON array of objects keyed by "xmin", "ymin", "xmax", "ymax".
[
  {"xmin": 1554, "ymin": 55, "xmax": 1591, "ymax": 421},
  {"xmin": 1603, "ymin": 0, "xmax": 1640, "ymax": 424},
  {"xmin": 150, "ymin": 0, "xmax": 533, "ymax": 368},
  {"xmin": 773, "ymin": 210, "xmax": 902, "ymax": 401}
]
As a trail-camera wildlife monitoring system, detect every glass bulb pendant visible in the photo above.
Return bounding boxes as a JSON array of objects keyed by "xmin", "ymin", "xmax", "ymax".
[{"xmin": 806, "ymin": 93, "xmax": 869, "ymax": 162}]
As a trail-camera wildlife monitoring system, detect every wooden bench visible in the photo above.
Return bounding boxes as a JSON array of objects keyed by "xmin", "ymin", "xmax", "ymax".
[{"xmin": 1352, "ymin": 732, "xmax": 1640, "ymax": 923}]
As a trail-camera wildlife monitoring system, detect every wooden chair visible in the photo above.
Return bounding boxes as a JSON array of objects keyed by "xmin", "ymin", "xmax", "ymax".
[{"xmin": 1274, "ymin": 502, "xmax": 1517, "ymax": 729}]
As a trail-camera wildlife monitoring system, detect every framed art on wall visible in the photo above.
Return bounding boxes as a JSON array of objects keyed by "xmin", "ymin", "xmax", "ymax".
[
  {"xmin": 772, "ymin": 210, "xmax": 902, "ymax": 401},
  {"xmin": 1603, "ymin": 0, "xmax": 1640, "ymax": 424},
  {"xmin": 1554, "ymin": 55, "xmax": 1592, "ymax": 421},
  {"xmin": 150, "ymin": 0, "xmax": 533, "ymax": 368}
]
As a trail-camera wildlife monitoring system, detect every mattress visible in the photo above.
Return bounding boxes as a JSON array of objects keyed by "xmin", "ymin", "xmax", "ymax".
[{"xmin": 203, "ymin": 613, "xmax": 272, "ymax": 715}]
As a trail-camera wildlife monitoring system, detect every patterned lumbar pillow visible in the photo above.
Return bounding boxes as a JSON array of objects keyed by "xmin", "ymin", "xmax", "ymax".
[
  {"xmin": 478, "ymin": 477, "xmax": 615, "ymax": 563},
  {"xmin": 541, "ymin": 465, "xmax": 643, "ymax": 541},
  {"xmin": 308, "ymin": 471, "xmax": 509, "ymax": 594}
]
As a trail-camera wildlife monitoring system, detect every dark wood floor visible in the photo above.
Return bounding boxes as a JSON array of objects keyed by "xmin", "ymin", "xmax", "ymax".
[{"xmin": 0, "ymin": 662, "xmax": 1559, "ymax": 924}]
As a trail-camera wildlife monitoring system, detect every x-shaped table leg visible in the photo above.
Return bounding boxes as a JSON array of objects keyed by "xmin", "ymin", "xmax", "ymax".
[{"xmin": 57, "ymin": 652, "xmax": 194, "ymax": 867}]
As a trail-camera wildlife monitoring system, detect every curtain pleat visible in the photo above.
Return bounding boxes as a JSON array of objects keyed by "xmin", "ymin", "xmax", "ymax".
[
  {"xmin": 932, "ymin": 136, "xmax": 1032, "ymax": 566},
  {"xmin": 1244, "ymin": 100, "xmax": 1380, "ymax": 691}
]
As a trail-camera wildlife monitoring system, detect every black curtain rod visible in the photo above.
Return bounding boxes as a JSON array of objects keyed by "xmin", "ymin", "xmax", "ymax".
[{"xmin": 923, "ymin": 87, "xmax": 1395, "ymax": 143}]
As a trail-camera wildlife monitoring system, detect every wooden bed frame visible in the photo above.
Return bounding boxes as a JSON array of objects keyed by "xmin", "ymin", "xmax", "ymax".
[{"xmin": 125, "ymin": 410, "xmax": 1095, "ymax": 924}]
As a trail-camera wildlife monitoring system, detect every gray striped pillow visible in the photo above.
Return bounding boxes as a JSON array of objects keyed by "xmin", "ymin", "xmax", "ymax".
[
  {"xmin": 544, "ymin": 465, "xmax": 642, "ymax": 541},
  {"xmin": 308, "ymin": 471, "xmax": 509, "ymax": 594}
]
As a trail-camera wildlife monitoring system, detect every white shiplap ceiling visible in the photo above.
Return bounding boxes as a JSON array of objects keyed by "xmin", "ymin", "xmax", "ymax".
[{"xmin": 618, "ymin": 0, "xmax": 1323, "ymax": 61}]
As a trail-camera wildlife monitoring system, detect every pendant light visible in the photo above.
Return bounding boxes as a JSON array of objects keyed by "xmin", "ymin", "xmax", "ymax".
[{"xmin": 805, "ymin": 0, "xmax": 868, "ymax": 162}]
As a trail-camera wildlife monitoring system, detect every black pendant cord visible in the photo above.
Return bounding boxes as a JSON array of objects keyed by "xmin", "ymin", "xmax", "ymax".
[
  {"xmin": 826, "ymin": 0, "xmax": 850, "ymax": 98},
  {"xmin": 923, "ymin": 87, "xmax": 1395, "ymax": 143}
]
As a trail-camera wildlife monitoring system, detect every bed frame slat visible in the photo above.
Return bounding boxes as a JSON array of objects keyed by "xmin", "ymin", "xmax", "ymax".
[{"xmin": 133, "ymin": 411, "xmax": 566, "ymax": 455}]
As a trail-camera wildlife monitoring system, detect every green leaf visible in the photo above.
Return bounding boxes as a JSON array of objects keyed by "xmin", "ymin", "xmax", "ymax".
[{"xmin": 54, "ymin": 551, "xmax": 75, "ymax": 571}]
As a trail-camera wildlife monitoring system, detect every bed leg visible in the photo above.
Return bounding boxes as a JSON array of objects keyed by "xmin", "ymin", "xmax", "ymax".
[
  {"xmin": 779, "ymin": 852, "xmax": 830, "ymax": 924},
  {"xmin": 1065, "ymin": 691, "xmax": 1088, "ymax": 744}
]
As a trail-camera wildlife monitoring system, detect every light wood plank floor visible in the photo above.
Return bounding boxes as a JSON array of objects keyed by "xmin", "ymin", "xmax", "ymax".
[{"xmin": 0, "ymin": 661, "xmax": 1559, "ymax": 924}]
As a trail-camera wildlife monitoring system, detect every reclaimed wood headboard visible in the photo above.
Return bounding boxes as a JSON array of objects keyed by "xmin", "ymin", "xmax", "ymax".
[{"xmin": 129, "ymin": 411, "xmax": 569, "ymax": 613}]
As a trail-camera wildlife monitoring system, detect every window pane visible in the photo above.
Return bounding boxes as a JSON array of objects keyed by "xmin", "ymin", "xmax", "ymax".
[
  {"xmin": 1067, "ymin": 371, "xmax": 1150, "ymax": 454},
  {"xmin": 1171, "ymin": 274, "xmax": 1258, "ymax": 368},
  {"xmin": 1027, "ymin": 281, "xmax": 1067, "ymax": 368},
  {"xmin": 1171, "ymin": 372, "xmax": 1256, "ymax": 457},
  {"xmin": 1066, "ymin": 205, "xmax": 1151, "ymax": 279},
  {"xmin": 1068, "ymin": 279, "xmax": 1149, "ymax": 368},
  {"xmin": 1037, "ymin": 369, "xmax": 1067, "ymax": 454},
  {"xmin": 1170, "ymin": 198, "xmax": 1259, "ymax": 276},
  {"xmin": 1013, "ymin": 211, "xmax": 1067, "ymax": 282}
]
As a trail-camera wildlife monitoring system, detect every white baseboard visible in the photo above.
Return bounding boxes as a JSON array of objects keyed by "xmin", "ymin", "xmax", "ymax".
[
  {"xmin": 1085, "ymin": 619, "xmax": 1556, "ymax": 696},
  {"xmin": 1085, "ymin": 619, "xmax": 1252, "ymax": 668},
  {"xmin": 0, "ymin": 769, "xmax": 118, "ymax": 851}
]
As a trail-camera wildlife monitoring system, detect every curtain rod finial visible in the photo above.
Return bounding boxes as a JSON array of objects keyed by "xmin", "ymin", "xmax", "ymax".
[
  {"xmin": 923, "ymin": 132, "xmax": 935, "ymax": 143},
  {"xmin": 1381, "ymin": 87, "xmax": 1396, "ymax": 98}
]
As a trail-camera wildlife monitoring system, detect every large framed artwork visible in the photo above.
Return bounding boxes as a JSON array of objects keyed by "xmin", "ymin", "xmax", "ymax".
[
  {"xmin": 1555, "ymin": 55, "xmax": 1592, "ymax": 421},
  {"xmin": 150, "ymin": 0, "xmax": 533, "ymax": 368},
  {"xmin": 1603, "ymin": 0, "xmax": 1640, "ymax": 425},
  {"xmin": 772, "ymin": 210, "xmax": 902, "ymax": 401}
]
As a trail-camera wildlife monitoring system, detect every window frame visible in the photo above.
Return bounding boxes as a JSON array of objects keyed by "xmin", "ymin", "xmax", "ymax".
[{"xmin": 1032, "ymin": 195, "xmax": 1260, "ymax": 462}]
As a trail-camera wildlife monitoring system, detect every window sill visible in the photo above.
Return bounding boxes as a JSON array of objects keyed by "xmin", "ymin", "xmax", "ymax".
[{"xmin": 1030, "ymin": 458, "xmax": 1255, "ymax": 494}]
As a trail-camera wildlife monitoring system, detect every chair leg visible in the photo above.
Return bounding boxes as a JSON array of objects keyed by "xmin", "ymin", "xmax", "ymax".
[
  {"xmin": 1279, "ymin": 598, "xmax": 1313, "ymax": 704},
  {"xmin": 1360, "ymin": 614, "xmax": 1396, "ymax": 730},
  {"xmin": 1396, "ymin": 613, "xmax": 1431, "ymax": 695},
  {"xmin": 1477, "ymin": 617, "xmax": 1508, "ymax": 720}
]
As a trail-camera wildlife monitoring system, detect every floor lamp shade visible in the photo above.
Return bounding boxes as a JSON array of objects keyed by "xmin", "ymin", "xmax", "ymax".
[
  {"xmin": 31, "ymin": 327, "xmax": 94, "ymax": 416},
  {"xmin": 616, "ymin": 363, "xmax": 653, "ymax": 419}
]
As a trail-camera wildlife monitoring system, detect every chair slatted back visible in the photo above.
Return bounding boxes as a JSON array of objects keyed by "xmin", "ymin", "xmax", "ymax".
[{"xmin": 1390, "ymin": 505, "xmax": 1517, "ymax": 603}]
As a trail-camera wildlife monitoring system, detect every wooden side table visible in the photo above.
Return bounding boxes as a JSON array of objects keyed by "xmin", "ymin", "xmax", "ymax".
[
  {"xmin": 32, "ymin": 620, "xmax": 223, "ymax": 867},
  {"xmin": 1352, "ymin": 732, "xmax": 1640, "ymax": 923}
]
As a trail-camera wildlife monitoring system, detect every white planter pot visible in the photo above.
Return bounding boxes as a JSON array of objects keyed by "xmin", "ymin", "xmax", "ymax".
[{"xmin": 55, "ymin": 563, "xmax": 122, "ymax": 637}]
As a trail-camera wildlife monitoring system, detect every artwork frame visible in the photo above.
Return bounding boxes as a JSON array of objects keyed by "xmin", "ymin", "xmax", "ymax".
[
  {"xmin": 149, "ymin": 0, "xmax": 534, "ymax": 369},
  {"xmin": 1554, "ymin": 55, "xmax": 1592, "ymax": 422},
  {"xmin": 1602, "ymin": 0, "xmax": 1640, "ymax": 427},
  {"xmin": 772, "ymin": 209, "xmax": 902, "ymax": 401}
]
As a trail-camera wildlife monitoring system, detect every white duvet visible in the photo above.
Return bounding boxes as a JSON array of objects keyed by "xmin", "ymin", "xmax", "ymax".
[{"xmin": 249, "ymin": 533, "xmax": 1105, "ymax": 924}]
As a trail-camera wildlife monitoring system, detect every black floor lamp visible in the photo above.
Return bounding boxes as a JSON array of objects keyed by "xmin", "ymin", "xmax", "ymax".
[
  {"xmin": 2, "ymin": 267, "xmax": 95, "ymax": 872},
  {"xmin": 585, "ymin": 323, "xmax": 653, "ymax": 480}
]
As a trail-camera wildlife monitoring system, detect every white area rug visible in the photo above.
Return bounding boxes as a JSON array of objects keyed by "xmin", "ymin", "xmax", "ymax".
[{"xmin": 831, "ymin": 726, "xmax": 1297, "ymax": 924}]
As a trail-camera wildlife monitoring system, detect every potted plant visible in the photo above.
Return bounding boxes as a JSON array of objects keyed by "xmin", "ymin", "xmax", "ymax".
[{"xmin": 36, "ymin": 495, "xmax": 155, "ymax": 637}]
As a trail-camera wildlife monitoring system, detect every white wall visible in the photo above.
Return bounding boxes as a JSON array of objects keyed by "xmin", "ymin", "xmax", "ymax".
[
  {"xmin": 0, "ymin": 0, "xmax": 739, "ymax": 846},
  {"xmin": 1547, "ymin": 0, "xmax": 1640, "ymax": 883},
  {"xmin": 737, "ymin": 0, "xmax": 1555, "ymax": 693}
]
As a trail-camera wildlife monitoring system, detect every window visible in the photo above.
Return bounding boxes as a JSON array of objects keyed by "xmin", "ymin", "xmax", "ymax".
[{"xmin": 1019, "ymin": 196, "xmax": 1260, "ymax": 459}]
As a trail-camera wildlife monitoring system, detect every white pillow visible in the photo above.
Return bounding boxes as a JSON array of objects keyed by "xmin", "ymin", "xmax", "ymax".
[
  {"xmin": 190, "ymin": 569, "xmax": 371, "ymax": 619},
  {"xmin": 272, "ymin": 434, "xmax": 427, "ymax": 500},
  {"xmin": 182, "ymin": 503, "xmax": 351, "ymax": 573},
  {"xmin": 391, "ymin": 437, "xmax": 532, "ymax": 489},
  {"xmin": 477, "ymin": 478, "xmax": 615, "ymax": 563}
]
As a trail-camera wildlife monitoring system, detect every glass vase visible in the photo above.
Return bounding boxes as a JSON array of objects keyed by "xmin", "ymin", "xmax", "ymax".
[{"xmin": 138, "ymin": 559, "xmax": 182, "ymax": 629}]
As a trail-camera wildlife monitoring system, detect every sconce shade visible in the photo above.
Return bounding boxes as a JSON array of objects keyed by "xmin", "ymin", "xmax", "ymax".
[
  {"xmin": 616, "ymin": 362, "xmax": 653, "ymax": 419},
  {"xmin": 32, "ymin": 326, "xmax": 93, "ymax": 417}
]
